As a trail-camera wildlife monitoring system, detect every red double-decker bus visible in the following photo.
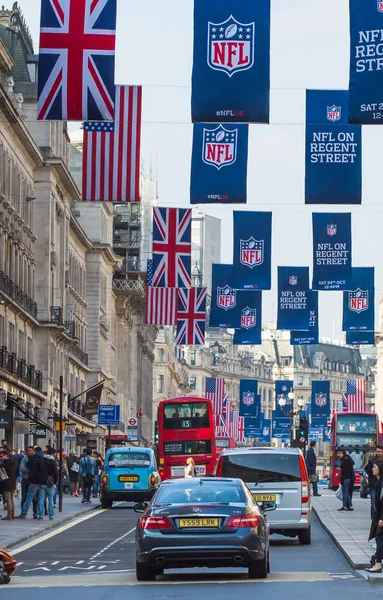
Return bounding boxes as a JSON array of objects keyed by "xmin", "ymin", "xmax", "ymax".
[
  {"xmin": 330, "ymin": 412, "xmax": 379, "ymax": 490},
  {"xmin": 157, "ymin": 397, "xmax": 216, "ymax": 480},
  {"xmin": 215, "ymin": 436, "xmax": 236, "ymax": 457}
]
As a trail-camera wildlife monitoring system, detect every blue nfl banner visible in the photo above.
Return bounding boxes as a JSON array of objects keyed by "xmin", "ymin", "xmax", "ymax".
[
  {"xmin": 342, "ymin": 267, "xmax": 374, "ymax": 331},
  {"xmin": 190, "ymin": 124, "xmax": 248, "ymax": 204},
  {"xmin": 305, "ymin": 90, "xmax": 362, "ymax": 205},
  {"xmin": 234, "ymin": 328, "xmax": 262, "ymax": 346},
  {"xmin": 349, "ymin": 0, "xmax": 383, "ymax": 124},
  {"xmin": 233, "ymin": 290, "xmax": 262, "ymax": 346},
  {"xmin": 272, "ymin": 414, "xmax": 290, "ymax": 440},
  {"xmin": 233, "ymin": 211, "xmax": 272, "ymax": 289},
  {"xmin": 346, "ymin": 331, "xmax": 375, "ymax": 345},
  {"xmin": 192, "ymin": 0, "xmax": 270, "ymax": 124},
  {"xmin": 275, "ymin": 380, "xmax": 294, "ymax": 417},
  {"xmin": 290, "ymin": 291, "xmax": 319, "ymax": 346},
  {"xmin": 311, "ymin": 380, "xmax": 330, "ymax": 421},
  {"xmin": 277, "ymin": 267, "xmax": 310, "ymax": 331},
  {"xmin": 209, "ymin": 264, "xmax": 241, "ymax": 327},
  {"xmin": 240, "ymin": 380, "xmax": 259, "ymax": 418},
  {"xmin": 312, "ymin": 213, "xmax": 352, "ymax": 291}
]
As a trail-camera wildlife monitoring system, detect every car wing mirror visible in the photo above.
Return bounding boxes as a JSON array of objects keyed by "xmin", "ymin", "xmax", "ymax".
[
  {"xmin": 134, "ymin": 502, "xmax": 148, "ymax": 513},
  {"xmin": 262, "ymin": 501, "xmax": 276, "ymax": 512}
]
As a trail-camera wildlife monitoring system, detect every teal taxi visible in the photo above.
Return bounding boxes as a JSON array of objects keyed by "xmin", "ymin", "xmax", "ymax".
[{"xmin": 100, "ymin": 447, "xmax": 160, "ymax": 509}]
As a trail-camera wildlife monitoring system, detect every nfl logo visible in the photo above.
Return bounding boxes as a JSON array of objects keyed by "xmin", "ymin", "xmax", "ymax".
[
  {"xmin": 240, "ymin": 238, "xmax": 264, "ymax": 268},
  {"xmin": 202, "ymin": 125, "xmax": 238, "ymax": 170},
  {"xmin": 327, "ymin": 105, "xmax": 341, "ymax": 122},
  {"xmin": 378, "ymin": 0, "xmax": 383, "ymax": 12},
  {"xmin": 262, "ymin": 427, "xmax": 269, "ymax": 436},
  {"xmin": 327, "ymin": 224, "xmax": 337, "ymax": 236},
  {"xmin": 349, "ymin": 288, "xmax": 368, "ymax": 314},
  {"xmin": 241, "ymin": 306, "xmax": 256, "ymax": 329},
  {"xmin": 208, "ymin": 16, "xmax": 255, "ymax": 77},
  {"xmin": 243, "ymin": 392, "xmax": 254, "ymax": 406},
  {"xmin": 217, "ymin": 285, "xmax": 236, "ymax": 311},
  {"xmin": 289, "ymin": 275, "xmax": 297, "ymax": 286},
  {"xmin": 315, "ymin": 393, "xmax": 327, "ymax": 407}
]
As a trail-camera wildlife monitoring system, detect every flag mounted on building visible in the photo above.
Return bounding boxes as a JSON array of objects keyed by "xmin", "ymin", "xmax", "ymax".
[
  {"xmin": 82, "ymin": 86, "xmax": 142, "ymax": 202},
  {"xmin": 152, "ymin": 208, "xmax": 192, "ymax": 288},
  {"xmin": 84, "ymin": 380, "xmax": 104, "ymax": 415},
  {"xmin": 175, "ymin": 287, "xmax": 207, "ymax": 345},
  {"xmin": 205, "ymin": 377, "xmax": 225, "ymax": 426},
  {"xmin": 343, "ymin": 379, "xmax": 366, "ymax": 413},
  {"xmin": 38, "ymin": 0, "xmax": 116, "ymax": 121},
  {"xmin": 145, "ymin": 260, "xmax": 177, "ymax": 325}
]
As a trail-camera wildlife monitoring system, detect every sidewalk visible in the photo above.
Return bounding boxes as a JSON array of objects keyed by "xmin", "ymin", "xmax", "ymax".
[{"xmin": 0, "ymin": 493, "xmax": 100, "ymax": 550}]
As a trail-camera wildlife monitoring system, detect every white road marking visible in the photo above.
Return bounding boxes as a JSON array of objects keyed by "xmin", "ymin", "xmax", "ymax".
[
  {"xmin": 75, "ymin": 560, "xmax": 84, "ymax": 564},
  {"xmin": 58, "ymin": 565, "xmax": 97, "ymax": 572},
  {"xmin": 23, "ymin": 567, "xmax": 51, "ymax": 573},
  {"xmin": 89, "ymin": 527, "xmax": 136, "ymax": 562},
  {"xmin": 51, "ymin": 561, "xmax": 60, "ymax": 565}
]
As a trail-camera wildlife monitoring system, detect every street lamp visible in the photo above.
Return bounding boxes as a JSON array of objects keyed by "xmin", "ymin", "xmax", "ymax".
[{"xmin": 278, "ymin": 391, "xmax": 305, "ymax": 446}]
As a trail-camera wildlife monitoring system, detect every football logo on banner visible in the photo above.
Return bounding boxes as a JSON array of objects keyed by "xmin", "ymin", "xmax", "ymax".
[
  {"xmin": 327, "ymin": 223, "xmax": 337, "ymax": 236},
  {"xmin": 217, "ymin": 286, "xmax": 236, "ymax": 310},
  {"xmin": 240, "ymin": 238, "xmax": 263, "ymax": 268},
  {"xmin": 326, "ymin": 105, "xmax": 341, "ymax": 122},
  {"xmin": 208, "ymin": 16, "xmax": 255, "ymax": 77},
  {"xmin": 243, "ymin": 392, "xmax": 255, "ymax": 406},
  {"xmin": 202, "ymin": 126, "xmax": 237, "ymax": 169},
  {"xmin": 378, "ymin": 1, "xmax": 383, "ymax": 12},
  {"xmin": 241, "ymin": 307, "xmax": 256, "ymax": 329},
  {"xmin": 289, "ymin": 275, "xmax": 297, "ymax": 286},
  {"xmin": 315, "ymin": 393, "xmax": 327, "ymax": 407},
  {"xmin": 349, "ymin": 289, "xmax": 368, "ymax": 313}
]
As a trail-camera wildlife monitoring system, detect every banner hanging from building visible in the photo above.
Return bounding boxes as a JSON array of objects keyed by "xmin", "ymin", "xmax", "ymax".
[
  {"xmin": 274, "ymin": 380, "xmax": 294, "ymax": 418},
  {"xmin": 233, "ymin": 211, "xmax": 272, "ymax": 289},
  {"xmin": 349, "ymin": 0, "xmax": 383, "ymax": 124},
  {"xmin": 191, "ymin": 0, "xmax": 270, "ymax": 124},
  {"xmin": 277, "ymin": 267, "xmax": 310, "ymax": 331},
  {"xmin": 190, "ymin": 124, "xmax": 248, "ymax": 204},
  {"xmin": 346, "ymin": 331, "xmax": 375, "ymax": 345},
  {"xmin": 239, "ymin": 380, "xmax": 259, "ymax": 418},
  {"xmin": 272, "ymin": 413, "xmax": 290, "ymax": 440},
  {"xmin": 305, "ymin": 90, "xmax": 362, "ymax": 204},
  {"xmin": 312, "ymin": 213, "xmax": 352, "ymax": 291},
  {"xmin": 209, "ymin": 264, "xmax": 240, "ymax": 327},
  {"xmin": 290, "ymin": 291, "xmax": 319, "ymax": 346},
  {"xmin": 233, "ymin": 290, "xmax": 262, "ymax": 346},
  {"xmin": 342, "ymin": 267, "xmax": 375, "ymax": 332},
  {"xmin": 311, "ymin": 380, "xmax": 330, "ymax": 421}
]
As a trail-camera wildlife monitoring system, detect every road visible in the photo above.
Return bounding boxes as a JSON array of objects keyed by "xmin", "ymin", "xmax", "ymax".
[{"xmin": 5, "ymin": 504, "xmax": 383, "ymax": 600}]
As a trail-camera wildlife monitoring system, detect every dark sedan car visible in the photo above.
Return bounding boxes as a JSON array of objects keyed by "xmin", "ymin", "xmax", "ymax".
[{"xmin": 134, "ymin": 477, "xmax": 275, "ymax": 581}]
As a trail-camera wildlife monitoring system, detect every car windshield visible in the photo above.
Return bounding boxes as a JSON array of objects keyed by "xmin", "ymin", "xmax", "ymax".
[
  {"xmin": 221, "ymin": 452, "xmax": 301, "ymax": 483},
  {"xmin": 107, "ymin": 452, "xmax": 151, "ymax": 468},
  {"xmin": 154, "ymin": 483, "xmax": 245, "ymax": 505}
]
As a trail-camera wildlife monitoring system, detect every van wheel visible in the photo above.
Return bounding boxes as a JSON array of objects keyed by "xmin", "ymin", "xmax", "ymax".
[
  {"xmin": 298, "ymin": 527, "xmax": 311, "ymax": 545},
  {"xmin": 248, "ymin": 555, "xmax": 267, "ymax": 579},
  {"xmin": 101, "ymin": 498, "xmax": 113, "ymax": 509},
  {"xmin": 136, "ymin": 561, "xmax": 158, "ymax": 582}
]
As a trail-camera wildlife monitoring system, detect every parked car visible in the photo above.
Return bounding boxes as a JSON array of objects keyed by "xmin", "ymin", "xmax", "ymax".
[
  {"xmin": 134, "ymin": 477, "xmax": 275, "ymax": 581},
  {"xmin": 100, "ymin": 447, "xmax": 160, "ymax": 509},
  {"xmin": 215, "ymin": 447, "xmax": 312, "ymax": 545}
]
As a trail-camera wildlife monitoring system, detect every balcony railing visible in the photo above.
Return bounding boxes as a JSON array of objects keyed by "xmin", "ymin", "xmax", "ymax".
[
  {"xmin": 0, "ymin": 271, "xmax": 37, "ymax": 318},
  {"xmin": 0, "ymin": 346, "xmax": 43, "ymax": 391},
  {"xmin": 112, "ymin": 278, "xmax": 145, "ymax": 293},
  {"xmin": 50, "ymin": 306, "xmax": 63, "ymax": 325},
  {"xmin": 70, "ymin": 345, "xmax": 88, "ymax": 365}
]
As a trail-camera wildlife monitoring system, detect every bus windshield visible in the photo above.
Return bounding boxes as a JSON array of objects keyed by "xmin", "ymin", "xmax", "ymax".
[
  {"xmin": 336, "ymin": 414, "xmax": 376, "ymax": 434},
  {"xmin": 163, "ymin": 402, "xmax": 209, "ymax": 429}
]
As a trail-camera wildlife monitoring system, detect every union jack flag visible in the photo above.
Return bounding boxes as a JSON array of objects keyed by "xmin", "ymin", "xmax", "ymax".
[
  {"xmin": 38, "ymin": 0, "xmax": 116, "ymax": 121},
  {"xmin": 145, "ymin": 260, "xmax": 177, "ymax": 326},
  {"xmin": 152, "ymin": 208, "xmax": 192, "ymax": 288},
  {"xmin": 175, "ymin": 287, "xmax": 207, "ymax": 345}
]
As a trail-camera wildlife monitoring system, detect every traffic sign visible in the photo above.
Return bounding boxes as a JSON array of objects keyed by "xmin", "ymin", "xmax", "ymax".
[
  {"xmin": 98, "ymin": 405, "xmax": 120, "ymax": 426},
  {"xmin": 136, "ymin": 411, "xmax": 142, "ymax": 419},
  {"xmin": 129, "ymin": 417, "xmax": 138, "ymax": 426}
]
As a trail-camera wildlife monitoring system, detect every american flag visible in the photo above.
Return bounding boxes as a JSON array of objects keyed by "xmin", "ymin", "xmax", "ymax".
[
  {"xmin": 342, "ymin": 379, "xmax": 366, "ymax": 413},
  {"xmin": 152, "ymin": 208, "xmax": 192, "ymax": 288},
  {"xmin": 38, "ymin": 0, "xmax": 116, "ymax": 121},
  {"xmin": 176, "ymin": 287, "xmax": 207, "ymax": 345},
  {"xmin": 205, "ymin": 377, "xmax": 225, "ymax": 426},
  {"xmin": 145, "ymin": 259, "xmax": 177, "ymax": 325},
  {"xmin": 83, "ymin": 86, "xmax": 142, "ymax": 202}
]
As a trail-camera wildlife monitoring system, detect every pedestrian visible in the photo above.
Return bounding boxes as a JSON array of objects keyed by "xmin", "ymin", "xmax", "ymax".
[
  {"xmin": 337, "ymin": 449, "xmax": 355, "ymax": 512},
  {"xmin": 67, "ymin": 451, "xmax": 80, "ymax": 497},
  {"xmin": 79, "ymin": 448, "xmax": 96, "ymax": 504},
  {"xmin": 306, "ymin": 440, "xmax": 321, "ymax": 497},
  {"xmin": 92, "ymin": 452, "xmax": 104, "ymax": 498},
  {"xmin": 366, "ymin": 461, "xmax": 383, "ymax": 573},
  {"xmin": 0, "ymin": 449, "xmax": 18, "ymax": 520},
  {"xmin": 365, "ymin": 445, "xmax": 383, "ymax": 518},
  {"xmin": 1, "ymin": 440, "xmax": 8, "ymax": 451},
  {"xmin": 19, "ymin": 447, "xmax": 39, "ymax": 518},
  {"xmin": 185, "ymin": 457, "xmax": 196, "ymax": 478},
  {"xmin": 16, "ymin": 447, "xmax": 47, "ymax": 519},
  {"xmin": 37, "ymin": 449, "xmax": 59, "ymax": 520}
]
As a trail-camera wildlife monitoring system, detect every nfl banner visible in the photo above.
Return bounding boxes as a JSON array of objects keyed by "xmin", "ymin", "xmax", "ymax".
[
  {"xmin": 343, "ymin": 267, "xmax": 374, "ymax": 331},
  {"xmin": 349, "ymin": 0, "xmax": 383, "ymax": 124},
  {"xmin": 191, "ymin": 0, "xmax": 270, "ymax": 124},
  {"xmin": 275, "ymin": 380, "xmax": 294, "ymax": 417},
  {"xmin": 311, "ymin": 380, "xmax": 330, "ymax": 421},
  {"xmin": 258, "ymin": 419, "xmax": 272, "ymax": 443},
  {"xmin": 209, "ymin": 264, "xmax": 241, "ymax": 328},
  {"xmin": 233, "ymin": 211, "xmax": 272, "ymax": 289},
  {"xmin": 233, "ymin": 290, "xmax": 262, "ymax": 346},
  {"xmin": 277, "ymin": 267, "xmax": 310, "ymax": 331},
  {"xmin": 346, "ymin": 331, "xmax": 375, "ymax": 345},
  {"xmin": 239, "ymin": 380, "xmax": 259, "ymax": 418},
  {"xmin": 305, "ymin": 90, "xmax": 362, "ymax": 205},
  {"xmin": 312, "ymin": 213, "xmax": 352, "ymax": 291},
  {"xmin": 290, "ymin": 291, "xmax": 319, "ymax": 346},
  {"xmin": 272, "ymin": 414, "xmax": 290, "ymax": 440},
  {"xmin": 190, "ymin": 124, "xmax": 248, "ymax": 204}
]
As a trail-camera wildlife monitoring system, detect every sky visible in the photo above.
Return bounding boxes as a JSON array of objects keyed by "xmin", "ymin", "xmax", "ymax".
[{"xmin": 14, "ymin": 0, "xmax": 383, "ymax": 339}]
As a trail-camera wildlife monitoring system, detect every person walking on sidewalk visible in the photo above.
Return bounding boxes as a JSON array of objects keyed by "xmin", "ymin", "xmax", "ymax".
[
  {"xmin": 0, "ymin": 449, "xmax": 18, "ymax": 520},
  {"xmin": 366, "ymin": 461, "xmax": 383, "ymax": 573},
  {"xmin": 16, "ymin": 447, "xmax": 47, "ymax": 519},
  {"xmin": 365, "ymin": 445, "xmax": 383, "ymax": 518},
  {"xmin": 306, "ymin": 441, "xmax": 321, "ymax": 497},
  {"xmin": 37, "ymin": 449, "xmax": 59, "ymax": 520},
  {"xmin": 79, "ymin": 448, "xmax": 96, "ymax": 504},
  {"xmin": 19, "ymin": 447, "xmax": 38, "ymax": 519},
  {"xmin": 337, "ymin": 449, "xmax": 355, "ymax": 512},
  {"xmin": 67, "ymin": 451, "xmax": 80, "ymax": 497}
]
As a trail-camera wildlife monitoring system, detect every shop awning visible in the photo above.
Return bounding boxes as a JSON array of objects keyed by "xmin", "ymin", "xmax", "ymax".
[{"xmin": 7, "ymin": 396, "xmax": 55, "ymax": 434}]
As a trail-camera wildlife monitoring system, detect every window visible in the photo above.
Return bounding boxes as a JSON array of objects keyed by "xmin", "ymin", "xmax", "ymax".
[
  {"xmin": 107, "ymin": 452, "xmax": 151, "ymax": 468},
  {"xmin": 157, "ymin": 348, "xmax": 164, "ymax": 362},
  {"xmin": 189, "ymin": 376, "xmax": 197, "ymax": 390},
  {"xmin": 8, "ymin": 322, "xmax": 15, "ymax": 353},
  {"xmin": 163, "ymin": 402, "xmax": 209, "ymax": 429},
  {"xmin": 220, "ymin": 452, "xmax": 301, "ymax": 483},
  {"xmin": 189, "ymin": 350, "xmax": 196, "ymax": 366},
  {"xmin": 156, "ymin": 374, "xmax": 164, "ymax": 394},
  {"xmin": 154, "ymin": 481, "xmax": 244, "ymax": 505},
  {"xmin": 0, "ymin": 315, "xmax": 5, "ymax": 346}
]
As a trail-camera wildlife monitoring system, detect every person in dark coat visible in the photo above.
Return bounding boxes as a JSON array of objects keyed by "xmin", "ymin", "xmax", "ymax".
[
  {"xmin": 365, "ymin": 445, "xmax": 383, "ymax": 518},
  {"xmin": 306, "ymin": 440, "xmax": 321, "ymax": 497},
  {"xmin": 367, "ymin": 461, "xmax": 383, "ymax": 573},
  {"xmin": 0, "ymin": 449, "xmax": 18, "ymax": 520},
  {"xmin": 336, "ymin": 449, "xmax": 355, "ymax": 511}
]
